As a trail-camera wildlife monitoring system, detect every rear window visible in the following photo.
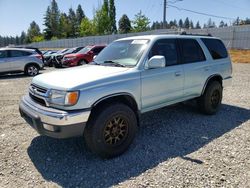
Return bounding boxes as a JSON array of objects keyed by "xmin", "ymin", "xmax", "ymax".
[
  {"xmin": 201, "ymin": 38, "xmax": 228, "ymax": 59},
  {"xmin": 179, "ymin": 39, "xmax": 206, "ymax": 64}
]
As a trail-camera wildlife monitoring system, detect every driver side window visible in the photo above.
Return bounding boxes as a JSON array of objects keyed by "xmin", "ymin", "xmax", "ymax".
[{"xmin": 148, "ymin": 39, "xmax": 178, "ymax": 66}]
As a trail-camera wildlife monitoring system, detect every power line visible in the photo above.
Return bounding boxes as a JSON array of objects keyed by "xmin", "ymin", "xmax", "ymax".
[{"xmin": 167, "ymin": 4, "xmax": 235, "ymax": 20}]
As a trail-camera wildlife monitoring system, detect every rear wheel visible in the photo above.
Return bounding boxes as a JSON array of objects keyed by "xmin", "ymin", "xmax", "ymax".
[
  {"xmin": 197, "ymin": 81, "xmax": 222, "ymax": 115},
  {"xmin": 84, "ymin": 103, "xmax": 137, "ymax": 158},
  {"xmin": 25, "ymin": 64, "xmax": 39, "ymax": 76}
]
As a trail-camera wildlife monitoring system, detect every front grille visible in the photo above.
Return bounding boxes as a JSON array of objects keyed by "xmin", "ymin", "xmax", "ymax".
[
  {"xmin": 29, "ymin": 93, "xmax": 47, "ymax": 106},
  {"xmin": 30, "ymin": 84, "xmax": 47, "ymax": 94},
  {"xmin": 29, "ymin": 84, "xmax": 48, "ymax": 106}
]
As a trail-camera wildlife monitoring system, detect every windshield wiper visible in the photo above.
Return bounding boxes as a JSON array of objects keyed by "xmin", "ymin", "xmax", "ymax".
[{"xmin": 103, "ymin": 60, "xmax": 126, "ymax": 67}]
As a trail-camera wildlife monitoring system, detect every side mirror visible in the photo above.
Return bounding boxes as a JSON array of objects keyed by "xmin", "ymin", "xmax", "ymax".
[
  {"xmin": 148, "ymin": 55, "xmax": 166, "ymax": 69},
  {"xmin": 93, "ymin": 55, "xmax": 97, "ymax": 60}
]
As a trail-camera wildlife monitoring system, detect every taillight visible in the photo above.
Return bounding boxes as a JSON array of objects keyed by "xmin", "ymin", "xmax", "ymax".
[{"xmin": 35, "ymin": 54, "xmax": 43, "ymax": 60}]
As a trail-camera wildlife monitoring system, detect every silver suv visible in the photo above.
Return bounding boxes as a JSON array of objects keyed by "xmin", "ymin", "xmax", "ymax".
[
  {"xmin": 19, "ymin": 34, "xmax": 232, "ymax": 158},
  {"xmin": 0, "ymin": 48, "xmax": 44, "ymax": 76}
]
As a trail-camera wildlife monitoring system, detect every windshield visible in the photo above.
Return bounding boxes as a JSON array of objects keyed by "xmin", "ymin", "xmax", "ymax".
[
  {"xmin": 94, "ymin": 39, "xmax": 149, "ymax": 67},
  {"xmin": 77, "ymin": 46, "xmax": 92, "ymax": 54}
]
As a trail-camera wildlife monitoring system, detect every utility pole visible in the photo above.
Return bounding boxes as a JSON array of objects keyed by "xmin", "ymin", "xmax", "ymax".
[{"xmin": 163, "ymin": 0, "xmax": 167, "ymax": 29}]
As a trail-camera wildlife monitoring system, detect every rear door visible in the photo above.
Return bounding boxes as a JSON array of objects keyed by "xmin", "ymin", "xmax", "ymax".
[
  {"xmin": 178, "ymin": 38, "xmax": 209, "ymax": 98},
  {"xmin": 8, "ymin": 50, "xmax": 32, "ymax": 71},
  {"xmin": 0, "ymin": 50, "xmax": 9, "ymax": 72}
]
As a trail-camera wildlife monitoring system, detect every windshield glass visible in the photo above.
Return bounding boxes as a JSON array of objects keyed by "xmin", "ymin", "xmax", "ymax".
[
  {"xmin": 77, "ymin": 46, "xmax": 92, "ymax": 54},
  {"xmin": 95, "ymin": 39, "xmax": 149, "ymax": 67}
]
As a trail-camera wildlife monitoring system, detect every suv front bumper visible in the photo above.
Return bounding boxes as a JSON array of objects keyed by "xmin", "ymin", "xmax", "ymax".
[{"xmin": 19, "ymin": 95, "xmax": 91, "ymax": 139}]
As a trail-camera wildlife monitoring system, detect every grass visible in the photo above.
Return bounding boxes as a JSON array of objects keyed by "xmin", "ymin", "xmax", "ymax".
[{"xmin": 229, "ymin": 49, "xmax": 250, "ymax": 64}]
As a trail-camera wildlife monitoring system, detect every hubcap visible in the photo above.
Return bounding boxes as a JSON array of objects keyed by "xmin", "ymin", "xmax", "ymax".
[
  {"xmin": 211, "ymin": 90, "xmax": 220, "ymax": 108},
  {"xmin": 104, "ymin": 116, "xmax": 128, "ymax": 145},
  {"xmin": 28, "ymin": 66, "xmax": 38, "ymax": 76}
]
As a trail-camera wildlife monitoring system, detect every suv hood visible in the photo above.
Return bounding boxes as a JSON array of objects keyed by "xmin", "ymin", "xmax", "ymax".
[{"xmin": 32, "ymin": 65, "xmax": 130, "ymax": 90}]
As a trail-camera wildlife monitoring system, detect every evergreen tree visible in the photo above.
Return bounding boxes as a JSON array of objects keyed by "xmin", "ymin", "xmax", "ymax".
[
  {"xmin": 118, "ymin": 14, "xmax": 132, "ymax": 33},
  {"xmin": 68, "ymin": 8, "xmax": 78, "ymax": 37},
  {"xmin": 190, "ymin": 21, "xmax": 194, "ymax": 29},
  {"xmin": 43, "ymin": 0, "xmax": 60, "ymax": 39},
  {"xmin": 178, "ymin": 19, "xmax": 183, "ymax": 28},
  {"xmin": 195, "ymin": 21, "xmax": 201, "ymax": 29},
  {"xmin": 132, "ymin": 11, "xmax": 150, "ymax": 32},
  {"xmin": 76, "ymin": 5, "xmax": 85, "ymax": 25},
  {"xmin": 26, "ymin": 21, "xmax": 42, "ymax": 43},
  {"xmin": 79, "ymin": 17, "xmax": 96, "ymax": 36},
  {"xmin": 20, "ymin": 31, "xmax": 27, "ymax": 44},
  {"xmin": 219, "ymin": 20, "xmax": 225, "ymax": 28},
  {"xmin": 109, "ymin": 0, "xmax": 117, "ymax": 33},
  {"xmin": 184, "ymin": 17, "xmax": 190, "ymax": 29},
  {"xmin": 59, "ymin": 13, "xmax": 71, "ymax": 38}
]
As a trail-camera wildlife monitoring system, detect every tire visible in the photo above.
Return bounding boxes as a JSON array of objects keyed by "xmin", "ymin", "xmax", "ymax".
[
  {"xmin": 78, "ymin": 60, "xmax": 87, "ymax": 66},
  {"xmin": 197, "ymin": 81, "xmax": 223, "ymax": 115},
  {"xmin": 25, "ymin": 64, "xmax": 39, "ymax": 76},
  {"xmin": 84, "ymin": 103, "xmax": 138, "ymax": 158}
]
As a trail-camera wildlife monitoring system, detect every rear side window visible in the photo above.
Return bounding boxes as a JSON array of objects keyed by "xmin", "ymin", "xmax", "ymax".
[
  {"xmin": 0, "ymin": 50, "xmax": 7, "ymax": 58},
  {"xmin": 9, "ymin": 50, "xmax": 32, "ymax": 57},
  {"xmin": 201, "ymin": 38, "xmax": 228, "ymax": 59},
  {"xmin": 179, "ymin": 39, "xmax": 206, "ymax": 64},
  {"xmin": 149, "ymin": 39, "xmax": 178, "ymax": 66},
  {"xmin": 92, "ymin": 47, "xmax": 105, "ymax": 55}
]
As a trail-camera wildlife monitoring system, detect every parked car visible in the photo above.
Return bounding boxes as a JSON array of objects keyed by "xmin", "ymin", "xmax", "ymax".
[
  {"xmin": 43, "ymin": 50, "xmax": 58, "ymax": 67},
  {"xmin": 0, "ymin": 48, "xmax": 44, "ymax": 76},
  {"xmin": 62, "ymin": 45, "xmax": 106, "ymax": 67},
  {"xmin": 19, "ymin": 34, "xmax": 232, "ymax": 158},
  {"xmin": 53, "ymin": 47, "xmax": 85, "ymax": 68}
]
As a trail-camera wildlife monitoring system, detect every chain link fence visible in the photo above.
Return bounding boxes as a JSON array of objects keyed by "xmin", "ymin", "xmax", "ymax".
[{"xmin": 29, "ymin": 25, "xmax": 250, "ymax": 49}]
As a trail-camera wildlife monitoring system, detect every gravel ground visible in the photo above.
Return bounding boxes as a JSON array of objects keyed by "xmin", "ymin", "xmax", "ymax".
[{"xmin": 0, "ymin": 64, "xmax": 249, "ymax": 188}]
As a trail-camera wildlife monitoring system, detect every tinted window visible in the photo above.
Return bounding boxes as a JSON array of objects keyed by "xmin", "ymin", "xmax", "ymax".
[
  {"xmin": 10, "ymin": 50, "xmax": 31, "ymax": 57},
  {"xmin": 180, "ymin": 39, "xmax": 205, "ymax": 64},
  {"xmin": 92, "ymin": 47, "xmax": 104, "ymax": 54},
  {"xmin": 202, "ymin": 38, "xmax": 228, "ymax": 59},
  {"xmin": 0, "ymin": 50, "xmax": 7, "ymax": 58},
  {"xmin": 149, "ymin": 39, "xmax": 178, "ymax": 66}
]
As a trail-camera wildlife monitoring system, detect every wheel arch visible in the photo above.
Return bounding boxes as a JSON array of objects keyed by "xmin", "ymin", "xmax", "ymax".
[
  {"xmin": 201, "ymin": 74, "xmax": 223, "ymax": 95},
  {"xmin": 90, "ymin": 93, "xmax": 140, "ymax": 126},
  {"xmin": 24, "ymin": 62, "xmax": 41, "ymax": 71}
]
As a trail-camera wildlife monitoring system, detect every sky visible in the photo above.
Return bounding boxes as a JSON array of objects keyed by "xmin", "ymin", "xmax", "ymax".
[{"xmin": 0, "ymin": 0, "xmax": 249, "ymax": 36}]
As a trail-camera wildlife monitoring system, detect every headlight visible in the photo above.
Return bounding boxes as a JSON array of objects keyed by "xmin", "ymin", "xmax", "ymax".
[{"xmin": 48, "ymin": 90, "xmax": 79, "ymax": 106}]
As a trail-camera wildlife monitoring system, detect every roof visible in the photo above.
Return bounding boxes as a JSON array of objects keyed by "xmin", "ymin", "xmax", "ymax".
[
  {"xmin": 0, "ymin": 47, "xmax": 36, "ymax": 52},
  {"xmin": 117, "ymin": 34, "xmax": 217, "ymax": 41}
]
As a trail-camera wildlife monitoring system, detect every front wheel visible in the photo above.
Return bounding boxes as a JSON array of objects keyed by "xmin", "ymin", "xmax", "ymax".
[
  {"xmin": 25, "ymin": 64, "xmax": 39, "ymax": 76},
  {"xmin": 84, "ymin": 103, "xmax": 138, "ymax": 158},
  {"xmin": 197, "ymin": 81, "xmax": 223, "ymax": 115},
  {"xmin": 78, "ymin": 59, "xmax": 87, "ymax": 66}
]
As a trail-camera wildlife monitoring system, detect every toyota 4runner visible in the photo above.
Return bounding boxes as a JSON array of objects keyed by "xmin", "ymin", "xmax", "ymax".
[{"xmin": 19, "ymin": 34, "xmax": 232, "ymax": 158}]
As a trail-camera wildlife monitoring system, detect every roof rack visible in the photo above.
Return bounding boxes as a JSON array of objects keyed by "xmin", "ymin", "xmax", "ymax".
[{"xmin": 180, "ymin": 31, "xmax": 212, "ymax": 37}]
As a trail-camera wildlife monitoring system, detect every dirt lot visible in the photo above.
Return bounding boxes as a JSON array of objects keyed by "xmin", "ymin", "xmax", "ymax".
[
  {"xmin": 0, "ymin": 64, "xmax": 249, "ymax": 188},
  {"xmin": 229, "ymin": 50, "xmax": 250, "ymax": 64}
]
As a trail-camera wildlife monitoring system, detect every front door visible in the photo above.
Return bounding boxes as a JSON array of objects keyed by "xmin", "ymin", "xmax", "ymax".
[
  {"xmin": 0, "ymin": 50, "xmax": 9, "ymax": 73},
  {"xmin": 141, "ymin": 39, "xmax": 184, "ymax": 112}
]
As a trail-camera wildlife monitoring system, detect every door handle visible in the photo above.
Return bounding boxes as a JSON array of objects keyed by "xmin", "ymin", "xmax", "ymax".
[{"xmin": 175, "ymin": 71, "xmax": 181, "ymax": 77}]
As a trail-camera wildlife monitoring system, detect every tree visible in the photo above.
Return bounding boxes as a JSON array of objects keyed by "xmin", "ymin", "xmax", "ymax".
[
  {"xmin": 178, "ymin": 19, "xmax": 183, "ymax": 28},
  {"xmin": 190, "ymin": 21, "xmax": 194, "ymax": 29},
  {"xmin": 79, "ymin": 17, "xmax": 95, "ymax": 36},
  {"xmin": 93, "ymin": 0, "xmax": 110, "ymax": 35},
  {"xmin": 43, "ymin": 0, "xmax": 60, "ymax": 39},
  {"xmin": 132, "ymin": 11, "xmax": 150, "ymax": 32},
  {"xmin": 76, "ymin": 4, "xmax": 85, "ymax": 25},
  {"xmin": 118, "ymin": 14, "xmax": 132, "ymax": 33},
  {"xmin": 207, "ymin": 18, "xmax": 216, "ymax": 28},
  {"xmin": 195, "ymin": 21, "xmax": 201, "ymax": 29},
  {"xmin": 68, "ymin": 8, "xmax": 78, "ymax": 37},
  {"xmin": 109, "ymin": 0, "xmax": 117, "ymax": 33},
  {"xmin": 184, "ymin": 17, "xmax": 190, "ymax": 29},
  {"xmin": 26, "ymin": 21, "xmax": 42, "ymax": 43},
  {"xmin": 59, "ymin": 13, "xmax": 71, "ymax": 38},
  {"xmin": 219, "ymin": 20, "xmax": 225, "ymax": 28}
]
